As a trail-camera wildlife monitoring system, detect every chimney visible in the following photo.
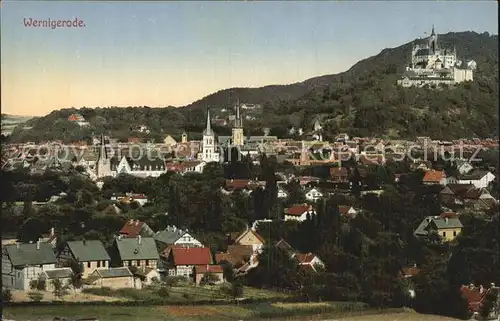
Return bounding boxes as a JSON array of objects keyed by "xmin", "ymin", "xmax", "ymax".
[
  {"xmin": 129, "ymin": 219, "xmax": 133, "ymax": 225},
  {"xmin": 480, "ymin": 285, "xmax": 484, "ymax": 294},
  {"xmin": 50, "ymin": 227, "xmax": 55, "ymax": 237},
  {"xmin": 36, "ymin": 240, "xmax": 40, "ymax": 250},
  {"xmin": 135, "ymin": 220, "xmax": 139, "ymax": 226},
  {"xmin": 118, "ymin": 235, "xmax": 123, "ymax": 240},
  {"xmin": 138, "ymin": 235, "xmax": 142, "ymax": 245},
  {"xmin": 445, "ymin": 217, "xmax": 449, "ymax": 224}
]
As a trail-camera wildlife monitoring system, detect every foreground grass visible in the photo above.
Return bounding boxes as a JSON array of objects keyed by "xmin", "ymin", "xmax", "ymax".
[
  {"xmin": 4, "ymin": 301, "xmax": 370, "ymax": 321},
  {"xmin": 80, "ymin": 284, "xmax": 290, "ymax": 303}
]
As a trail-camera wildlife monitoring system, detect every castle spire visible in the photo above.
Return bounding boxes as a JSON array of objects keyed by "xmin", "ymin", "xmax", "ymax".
[{"xmin": 234, "ymin": 99, "xmax": 242, "ymax": 128}]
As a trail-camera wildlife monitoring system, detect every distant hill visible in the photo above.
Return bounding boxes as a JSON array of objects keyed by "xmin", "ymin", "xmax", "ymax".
[
  {"xmin": 1, "ymin": 114, "xmax": 36, "ymax": 136},
  {"xmin": 8, "ymin": 31, "xmax": 498, "ymax": 143}
]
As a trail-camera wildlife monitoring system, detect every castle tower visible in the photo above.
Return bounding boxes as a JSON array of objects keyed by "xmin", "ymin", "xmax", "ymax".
[
  {"xmin": 232, "ymin": 100, "xmax": 244, "ymax": 146},
  {"xmin": 200, "ymin": 109, "xmax": 219, "ymax": 163},
  {"xmin": 96, "ymin": 134, "xmax": 112, "ymax": 178}
]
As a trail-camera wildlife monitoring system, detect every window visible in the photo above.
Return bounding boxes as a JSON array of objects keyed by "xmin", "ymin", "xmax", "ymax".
[
  {"xmin": 136, "ymin": 260, "xmax": 140, "ymax": 266},
  {"xmin": 453, "ymin": 231, "xmax": 457, "ymax": 236},
  {"xmin": 442, "ymin": 232, "xmax": 446, "ymax": 237},
  {"xmin": 145, "ymin": 260, "xmax": 149, "ymax": 267},
  {"xmin": 97, "ymin": 261, "xmax": 101, "ymax": 268},
  {"xmin": 128, "ymin": 260, "xmax": 132, "ymax": 266},
  {"xmin": 87, "ymin": 262, "xmax": 91, "ymax": 268}
]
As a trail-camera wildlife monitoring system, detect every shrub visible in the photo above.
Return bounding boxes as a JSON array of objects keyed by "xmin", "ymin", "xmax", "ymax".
[
  {"xmin": 155, "ymin": 286, "xmax": 170, "ymax": 298},
  {"xmin": 29, "ymin": 275, "xmax": 47, "ymax": 291},
  {"xmin": 82, "ymin": 287, "xmax": 114, "ymax": 297},
  {"xmin": 2, "ymin": 288, "xmax": 13, "ymax": 302},
  {"xmin": 200, "ymin": 273, "xmax": 220, "ymax": 286},
  {"xmin": 27, "ymin": 291, "xmax": 44, "ymax": 302},
  {"xmin": 164, "ymin": 276, "xmax": 188, "ymax": 287}
]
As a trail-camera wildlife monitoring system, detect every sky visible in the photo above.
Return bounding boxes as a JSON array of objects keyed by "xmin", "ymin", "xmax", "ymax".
[{"xmin": 1, "ymin": 1, "xmax": 498, "ymax": 116}]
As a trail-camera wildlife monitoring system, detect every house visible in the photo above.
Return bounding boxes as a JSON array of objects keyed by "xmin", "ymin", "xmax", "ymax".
[
  {"xmin": 165, "ymin": 247, "xmax": 212, "ymax": 279},
  {"xmin": 284, "ymin": 204, "xmax": 315, "ymax": 222},
  {"xmin": 119, "ymin": 220, "xmax": 155, "ymax": 237},
  {"xmin": 112, "ymin": 235, "xmax": 159, "ymax": 270},
  {"xmin": 305, "ymin": 187, "xmax": 323, "ymax": 202},
  {"xmin": 215, "ymin": 245, "xmax": 254, "ymax": 270},
  {"xmin": 194, "ymin": 265, "xmax": 225, "ymax": 285},
  {"xmin": 163, "ymin": 135, "xmax": 177, "ymax": 147},
  {"xmin": 39, "ymin": 227, "xmax": 57, "ymax": 248},
  {"xmin": 165, "ymin": 161, "xmax": 206, "ymax": 175},
  {"xmin": 422, "ymin": 170, "xmax": 447, "ymax": 185},
  {"xmin": 293, "ymin": 253, "xmax": 325, "ymax": 273},
  {"xmin": 87, "ymin": 267, "xmax": 137, "ymax": 289},
  {"xmin": 330, "ymin": 167, "xmax": 349, "ymax": 183},
  {"xmin": 57, "ymin": 240, "xmax": 111, "ymax": 278},
  {"xmin": 111, "ymin": 193, "xmax": 149, "ymax": 206},
  {"xmin": 227, "ymin": 228, "xmax": 266, "ymax": 252},
  {"xmin": 414, "ymin": 213, "xmax": 463, "ymax": 241},
  {"xmin": 456, "ymin": 159, "xmax": 474, "ymax": 175},
  {"xmin": 457, "ymin": 170, "xmax": 495, "ymax": 189},
  {"xmin": 440, "ymin": 184, "xmax": 497, "ymax": 208},
  {"xmin": 275, "ymin": 239, "xmax": 295, "ymax": 256},
  {"xmin": 439, "ymin": 184, "xmax": 474, "ymax": 205},
  {"xmin": 129, "ymin": 266, "xmax": 161, "ymax": 286},
  {"xmin": 154, "ymin": 226, "xmax": 203, "ymax": 253},
  {"xmin": 460, "ymin": 284, "xmax": 500, "ymax": 317},
  {"xmin": 43, "ymin": 268, "xmax": 73, "ymax": 291},
  {"xmin": 338, "ymin": 205, "xmax": 358, "ymax": 218},
  {"xmin": 2, "ymin": 241, "xmax": 57, "ymax": 290},
  {"xmin": 277, "ymin": 186, "xmax": 289, "ymax": 199}
]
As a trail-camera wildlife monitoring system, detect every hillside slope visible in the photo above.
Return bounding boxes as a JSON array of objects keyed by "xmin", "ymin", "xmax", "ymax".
[{"xmin": 7, "ymin": 31, "xmax": 498, "ymax": 142}]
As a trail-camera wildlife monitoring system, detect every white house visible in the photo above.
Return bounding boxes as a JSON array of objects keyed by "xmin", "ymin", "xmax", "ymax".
[
  {"xmin": 284, "ymin": 204, "xmax": 316, "ymax": 222},
  {"xmin": 305, "ymin": 187, "xmax": 323, "ymax": 202},
  {"xmin": 165, "ymin": 161, "xmax": 206, "ymax": 175},
  {"xmin": 2, "ymin": 241, "xmax": 57, "ymax": 290},
  {"xmin": 277, "ymin": 187, "xmax": 289, "ymax": 199},
  {"xmin": 338, "ymin": 205, "xmax": 358, "ymax": 218},
  {"xmin": 456, "ymin": 160, "xmax": 474, "ymax": 175},
  {"xmin": 457, "ymin": 170, "xmax": 495, "ymax": 189},
  {"xmin": 154, "ymin": 226, "xmax": 204, "ymax": 252}
]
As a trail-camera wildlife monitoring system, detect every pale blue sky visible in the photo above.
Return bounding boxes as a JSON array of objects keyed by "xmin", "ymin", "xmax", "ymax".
[{"xmin": 1, "ymin": 1, "xmax": 498, "ymax": 115}]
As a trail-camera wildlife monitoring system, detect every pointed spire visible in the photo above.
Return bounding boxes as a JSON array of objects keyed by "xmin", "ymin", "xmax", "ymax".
[
  {"xmin": 99, "ymin": 134, "xmax": 107, "ymax": 160},
  {"xmin": 431, "ymin": 24, "xmax": 435, "ymax": 36},
  {"xmin": 203, "ymin": 108, "xmax": 213, "ymax": 136}
]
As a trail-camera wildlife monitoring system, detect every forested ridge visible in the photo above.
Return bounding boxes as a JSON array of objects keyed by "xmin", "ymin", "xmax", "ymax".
[{"xmin": 7, "ymin": 31, "xmax": 498, "ymax": 143}]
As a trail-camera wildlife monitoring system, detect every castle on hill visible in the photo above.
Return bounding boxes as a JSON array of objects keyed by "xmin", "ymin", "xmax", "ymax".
[{"xmin": 397, "ymin": 26, "xmax": 476, "ymax": 88}]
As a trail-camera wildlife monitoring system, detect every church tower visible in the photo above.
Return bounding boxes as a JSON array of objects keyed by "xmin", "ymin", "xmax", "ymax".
[
  {"xmin": 96, "ymin": 134, "xmax": 112, "ymax": 178},
  {"xmin": 428, "ymin": 25, "xmax": 438, "ymax": 54},
  {"xmin": 232, "ymin": 100, "xmax": 244, "ymax": 147},
  {"xmin": 200, "ymin": 109, "xmax": 219, "ymax": 163}
]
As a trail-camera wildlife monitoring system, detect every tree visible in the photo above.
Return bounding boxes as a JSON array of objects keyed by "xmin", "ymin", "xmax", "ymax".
[
  {"xmin": 27, "ymin": 291, "xmax": 44, "ymax": 302},
  {"xmin": 29, "ymin": 274, "xmax": 47, "ymax": 291},
  {"xmin": 222, "ymin": 279, "xmax": 244, "ymax": 301},
  {"xmin": 68, "ymin": 258, "xmax": 84, "ymax": 290},
  {"xmin": 480, "ymin": 288, "xmax": 498, "ymax": 319},
  {"xmin": 51, "ymin": 279, "xmax": 70, "ymax": 300},
  {"xmin": 200, "ymin": 273, "xmax": 220, "ymax": 286},
  {"xmin": 2, "ymin": 287, "xmax": 13, "ymax": 302}
]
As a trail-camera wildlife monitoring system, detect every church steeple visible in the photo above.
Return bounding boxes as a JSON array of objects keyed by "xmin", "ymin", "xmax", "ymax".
[
  {"xmin": 234, "ymin": 99, "xmax": 242, "ymax": 128},
  {"xmin": 203, "ymin": 108, "xmax": 213, "ymax": 136},
  {"xmin": 431, "ymin": 24, "xmax": 435, "ymax": 36},
  {"xmin": 99, "ymin": 134, "xmax": 107, "ymax": 160}
]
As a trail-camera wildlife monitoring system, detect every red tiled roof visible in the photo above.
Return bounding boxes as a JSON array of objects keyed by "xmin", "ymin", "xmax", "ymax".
[
  {"xmin": 460, "ymin": 286, "xmax": 487, "ymax": 312},
  {"xmin": 401, "ymin": 266, "xmax": 420, "ymax": 277},
  {"xmin": 440, "ymin": 212, "xmax": 457, "ymax": 219},
  {"xmin": 165, "ymin": 161, "xmax": 202, "ymax": 173},
  {"xmin": 295, "ymin": 253, "xmax": 315, "ymax": 264},
  {"xmin": 171, "ymin": 247, "xmax": 211, "ymax": 266},
  {"xmin": 423, "ymin": 170, "xmax": 445, "ymax": 182},
  {"xmin": 284, "ymin": 204, "xmax": 312, "ymax": 216},
  {"xmin": 119, "ymin": 220, "xmax": 145, "ymax": 237},
  {"xmin": 338, "ymin": 205, "xmax": 353, "ymax": 216},
  {"xmin": 194, "ymin": 265, "xmax": 224, "ymax": 274},
  {"xmin": 215, "ymin": 245, "xmax": 254, "ymax": 267},
  {"xmin": 224, "ymin": 179, "xmax": 251, "ymax": 190}
]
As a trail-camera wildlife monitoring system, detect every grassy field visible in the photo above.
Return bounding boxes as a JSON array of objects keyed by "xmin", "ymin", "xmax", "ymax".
[
  {"xmin": 3, "ymin": 301, "xmax": 370, "ymax": 321},
  {"xmin": 78, "ymin": 284, "xmax": 291, "ymax": 303}
]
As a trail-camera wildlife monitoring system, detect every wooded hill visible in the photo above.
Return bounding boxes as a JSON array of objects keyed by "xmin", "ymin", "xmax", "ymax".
[{"xmin": 7, "ymin": 31, "xmax": 498, "ymax": 143}]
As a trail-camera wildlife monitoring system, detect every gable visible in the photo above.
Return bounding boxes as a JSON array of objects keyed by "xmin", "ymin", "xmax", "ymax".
[
  {"xmin": 237, "ymin": 230, "xmax": 264, "ymax": 246},
  {"xmin": 440, "ymin": 186, "xmax": 455, "ymax": 195}
]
